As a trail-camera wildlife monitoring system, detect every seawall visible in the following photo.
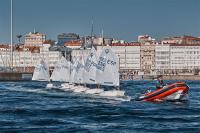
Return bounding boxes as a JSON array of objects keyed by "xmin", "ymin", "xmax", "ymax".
[
  {"xmin": 163, "ymin": 75, "xmax": 200, "ymax": 80},
  {"xmin": 0, "ymin": 72, "xmax": 32, "ymax": 81},
  {"xmin": 121, "ymin": 74, "xmax": 200, "ymax": 81}
]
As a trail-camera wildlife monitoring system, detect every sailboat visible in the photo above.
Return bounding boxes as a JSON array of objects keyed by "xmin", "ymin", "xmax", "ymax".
[
  {"xmin": 84, "ymin": 47, "xmax": 104, "ymax": 94},
  {"xmin": 47, "ymin": 56, "xmax": 71, "ymax": 88},
  {"xmin": 32, "ymin": 59, "xmax": 50, "ymax": 81},
  {"xmin": 50, "ymin": 56, "xmax": 71, "ymax": 82},
  {"xmin": 96, "ymin": 46, "xmax": 125, "ymax": 97},
  {"xmin": 72, "ymin": 55, "xmax": 89, "ymax": 93},
  {"xmin": 60, "ymin": 58, "xmax": 77, "ymax": 90}
]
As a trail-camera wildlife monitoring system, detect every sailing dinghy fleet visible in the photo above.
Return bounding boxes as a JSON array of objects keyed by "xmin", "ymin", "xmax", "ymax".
[
  {"xmin": 32, "ymin": 46, "xmax": 190, "ymax": 101},
  {"xmin": 32, "ymin": 46, "xmax": 126, "ymax": 97}
]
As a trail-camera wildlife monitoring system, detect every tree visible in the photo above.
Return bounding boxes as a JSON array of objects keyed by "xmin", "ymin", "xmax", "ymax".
[{"xmin": 16, "ymin": 34, "xmax": 22, "ymax": 44}]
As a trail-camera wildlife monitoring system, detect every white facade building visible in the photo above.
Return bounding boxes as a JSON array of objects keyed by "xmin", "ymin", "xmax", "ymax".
[
  {"xmin": 0, "ymin": 45, "xmax": 61, "ymax": 69},
  {"xmin": 0, "ymin": 51, "xmax": 11, "ymax": 67},
  {"xmin": 71, "ymin": 48, "xmax": 91, "ymax": 62},
  {"xmin": 170, "ymin": 44, "xmax": 200, "ymax": 70},
  {"xmin": 1, "ymin": 43, "xmax": 200, "ymax": 75},
  {"xmin": 24, "ymin": 32, "xmax": 46, "ymax": 46},
  {"xmin": 155, "ymin": 44, "xmax": 170, "ymax": 70},
  {"xmin": 97, "ymin": 45, "xmax": 140, "ymax": 70}
]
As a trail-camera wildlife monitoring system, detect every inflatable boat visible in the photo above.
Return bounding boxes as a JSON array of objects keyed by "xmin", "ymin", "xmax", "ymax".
[{"xmin": 136, "ymin": 82, "xmax": 189, "ymax": 102}]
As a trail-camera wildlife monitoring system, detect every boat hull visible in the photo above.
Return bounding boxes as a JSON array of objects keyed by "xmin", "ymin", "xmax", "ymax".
[
  {"xmin": 99, "ymin": 90, "xmax": 125, "ymax": 97},
  {"xmin": 136, "ymin": 82, "xmax": 189, "ymax": 102},
  {"xmin": 85, "ymin": 88, "xmax": 104, "ymax": 94},
  {"xmin": 73, "ymin": 86, "xmax": 89, "ymax": 93}
]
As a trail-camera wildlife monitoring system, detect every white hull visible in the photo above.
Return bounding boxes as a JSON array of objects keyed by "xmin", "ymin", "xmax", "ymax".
[
  {"xmin": 71, "ymin": 85, "xmax": 81, "ymax": 90},
  {"xmin": 85, "ymin": 88, "xmax": 104, "ymax": 94},
  {"xmin": 61, "ymin": 83, "xmax": 70, "ymax": 89},
  {"xmin": 46, "ymin": 83, "xmax": 55, "ymax": 89},
  {"xmin": 73, "ymin": 86, "xmax": 89, "ymax": 93},
  {"xmin": 99, "ymin": 90, "xmax": 125, "ymax": 97},
  {"xmin": 60, "ymin": 83, "xmax": 75, "ymax": 91}
]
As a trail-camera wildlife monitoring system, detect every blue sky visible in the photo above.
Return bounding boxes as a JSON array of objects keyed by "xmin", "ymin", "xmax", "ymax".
[{"xmin": 0, "ymin": 0, "xmax": 200, "ymax": 43}]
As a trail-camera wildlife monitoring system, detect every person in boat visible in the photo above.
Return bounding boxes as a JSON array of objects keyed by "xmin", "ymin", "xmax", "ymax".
[{"xmin": 155, "ymin": 75, "xmax": 165, "ymax": 90}]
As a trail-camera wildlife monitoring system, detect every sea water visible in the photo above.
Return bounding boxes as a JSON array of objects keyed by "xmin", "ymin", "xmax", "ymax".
[{"xmin": 0, "ymin": 80, "xmax": 199, "ymax": 132}]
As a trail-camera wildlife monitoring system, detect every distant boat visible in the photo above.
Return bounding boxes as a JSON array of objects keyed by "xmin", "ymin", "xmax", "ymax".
[
  {"xmin": 74, "ymin": 55, "xmax": 85, "ymax": 84},
  {"xmin": 46, "ymin": 56, "xmax": 71, "ymax": 89},
  {"xmin": 61, "ymin": 57, "xmax": 78, "ymax": 90},
  {"xmin": 72, "ymin": 54, "xmax": 89, "ymax": 93},
  {"xmin": 83, "ymin": 47, "xmax": 97, "ymax": 84},
  {"xmin": 50, "ymin": 56, "xmax": 71, "ymax": 82},
  {"xmin": 84, "ymin": 47, "xmax": 104, "ymax": 94},
  {"xmin": 96, "ymin": 46, "xmax": 125, "ymax": 97},
  {"xmin": 32, "ymin": 60, "xmax": 50, "ymax": 81}
]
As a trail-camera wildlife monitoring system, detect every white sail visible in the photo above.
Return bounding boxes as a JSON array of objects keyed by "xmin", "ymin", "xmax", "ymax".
[
  {"xmin": 50, "ymin": 56, "xmax": 70, "ymax": 82},
  {"xmin": 74, "ymin": 55, "xmax": 85, "ymax": 84},
  {"xmin": 83, "ymin": 47, "xmax": 98, "ymax": 84},
  {"xmin": 69, "ymin": 58, "xmax": 78, "ymax": 83},
  {"xmin": 32, "ymin": 60, "xmax": 50, "ymax": 81},
  {"xmin": 96, "ymin": 46, "xmax": 119, "ymax": 86}
]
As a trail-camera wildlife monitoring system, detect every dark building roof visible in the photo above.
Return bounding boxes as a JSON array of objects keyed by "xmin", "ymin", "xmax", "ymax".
[{"xmin": 49, "ymin": 45, "xmax": 72, "ymax": 53}]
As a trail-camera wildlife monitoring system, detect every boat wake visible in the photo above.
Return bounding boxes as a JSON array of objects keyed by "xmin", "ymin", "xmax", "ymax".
[
  {"xmin": 57, "ymin": 86, "xmax": 131, "ymax": 101},
  {"xmin": 5, "ymin": 84, "xmax": 130, "ymax": 102}
]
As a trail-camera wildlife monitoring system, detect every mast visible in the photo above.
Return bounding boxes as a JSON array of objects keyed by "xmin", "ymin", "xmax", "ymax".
[
  {"xmin": 91, "ymin": 20, "xmax": 93, "ymax": 39},
  {"xmin": 91, "ymin": 20, "xmax": 94, "ymax": 47},
  {"xmin": 118, "ymin": 55, "xmax": 120, "ymax": 89},
  {"xmin": 10, "ymin": 0, "xmax": 13, "ymax": 70},
  {"xmin": 34, "ymin": 28, "xmax": 36, "ymax": 34},
  {"xmin": 101, "ymin": 29, "xmax": 104, "ymax": 47}
]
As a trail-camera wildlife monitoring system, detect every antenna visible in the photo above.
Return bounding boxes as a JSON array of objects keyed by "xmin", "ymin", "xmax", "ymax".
[
  {"xmin": 34, "ymin": 28, "xmax": 36, "ymax": 34},
  {"xmin": 91, "ymin": 20, "xmax": 94, "ymax": 38},
  {"xmin": 91, "ymin": 19, "xmax": 94, "ymax": 47},
  {"xmin": 101, "ymin": 29, "xmax": 104, "ymax": 38},
  {"xmin": 10, "ymin": 0, "xmax": 13, "ymax": 70}
]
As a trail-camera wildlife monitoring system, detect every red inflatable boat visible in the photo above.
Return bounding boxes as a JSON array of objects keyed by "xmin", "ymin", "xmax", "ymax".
[{"xmin": 136, "ymin": 82, "xmax": 189, "ymax": 102}]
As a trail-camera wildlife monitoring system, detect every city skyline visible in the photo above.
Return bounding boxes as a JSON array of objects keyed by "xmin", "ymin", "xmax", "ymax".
[{"xmin": 0, "ymin": 0, "xmax": 200, "ymax": 43}]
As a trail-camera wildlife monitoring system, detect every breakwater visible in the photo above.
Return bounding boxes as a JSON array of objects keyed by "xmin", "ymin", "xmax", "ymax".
[{"xmin": 0, "ymin": 72, "xmax": 32, "ymax": 81}]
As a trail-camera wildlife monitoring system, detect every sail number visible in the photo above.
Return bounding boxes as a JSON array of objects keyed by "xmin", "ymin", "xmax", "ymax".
[
  {"xmin": 96, "ymin": 57, "xmax": 116, "ymax": 71},
  {"xmin": 85, "ymin": 59, "xmax": 96, "ymax": 72}
]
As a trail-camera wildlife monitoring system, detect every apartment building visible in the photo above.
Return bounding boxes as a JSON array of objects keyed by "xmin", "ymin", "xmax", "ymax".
[
  {"xmin": 0, "ymin": 44, "xmax": 61, "ymax": 71},
  {"xmin": 170, "ymin": 44, "xmax": 200, "ymax": 70},
  {"xmin": 24, "ymin": 32, "xmax": 46, "ymax": 46},
  {"xmin": 155, "ymin": 44, "xmax": 170, "ymax": 70},
  {"xmin": 140, "ymin": 42, "xmax": 155, "ymax": 74},
  {"xmin": 109, "ymin": 43, "xmax": 140, "ymax": 70}
]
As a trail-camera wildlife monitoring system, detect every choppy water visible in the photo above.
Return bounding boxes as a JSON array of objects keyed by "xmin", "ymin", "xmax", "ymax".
[{"xmin": 0, "ymin": 80, "xmax": 200, "ymax": 133}]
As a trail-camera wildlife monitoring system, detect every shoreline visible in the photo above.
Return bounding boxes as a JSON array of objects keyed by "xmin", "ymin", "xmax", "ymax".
[
  {"xmin": 163, "ymin": 75, "xmax": 200, "ymax": 81},
  {"xmin": 0, "ymin": 72, "xmax": 200, "ymax": 81},
  {"xmin": 121, "ymin": 75, "xmax": 200, "ymax": 81}
]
